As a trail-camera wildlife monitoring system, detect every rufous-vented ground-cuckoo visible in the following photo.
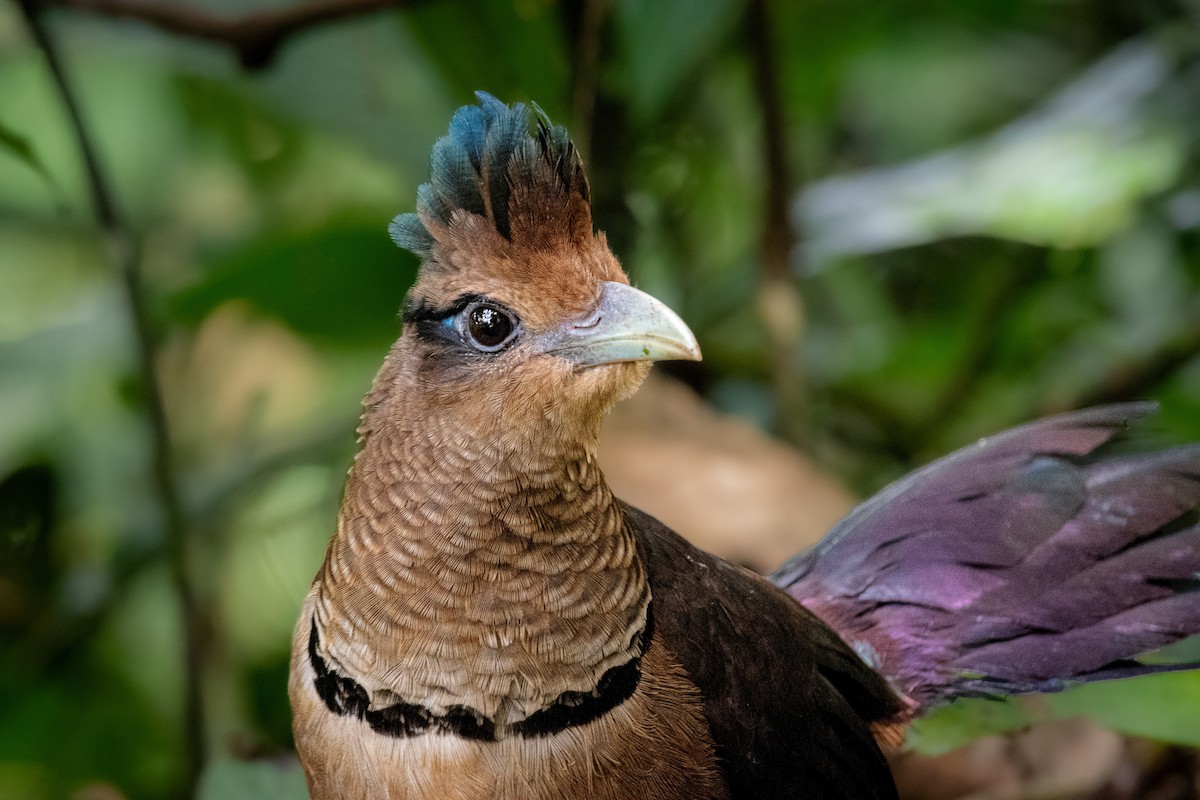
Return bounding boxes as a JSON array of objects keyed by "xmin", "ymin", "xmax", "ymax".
[{"xmin": 290, "ymin": 93, "xmax": 1200, "ymax": 799}]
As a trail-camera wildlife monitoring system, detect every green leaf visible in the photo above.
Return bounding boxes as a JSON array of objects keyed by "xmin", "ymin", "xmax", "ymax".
[
  {"xmin": 0, "ymin": 117, "xmax": 59, "ymax": 202},
  {"xmin": 171, "ymin": 218, "xmax": 419, "ymax": 346},
  {"xmin": 198, "ymin": 757, "xmax": 309, "ymax": 800},
  {"xmin": 0, "ymin": 119, "xmax": 47, "ymax": 178},
  {"xmin": 798, "ymin": 41, "xmax": 1186, "ymax": 267},
  {"xmin": 908, "ymin": 669, "xmax": 1200, "ymax": 756},
  {"xmin": 0, "ymin": 648, "xmax": 183, "ymax": 799},
  {"xmin": 906, "ymin": 697, "xmax": 1032, "ymax": 756},
  {"xmin": 403, "ymin": 0, "xmax": 569, "ymax": 119},
  {"xmin": 1049, "ymin": 671, "xmax": 1200, "ymax": 748},
  {"xmin": 614, "ymin": 0, "xmax": 741, "ymax": 123},
  {"xmin": 252, "ymin": 11, "xmax": 453, "ymax": 168}
]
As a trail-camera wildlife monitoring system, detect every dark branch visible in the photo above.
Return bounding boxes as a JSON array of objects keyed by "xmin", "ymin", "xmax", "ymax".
[
  {"xmin": 567, "ymin": 0, "xmax": 610, "ymax": 165},
  {"xmin": 43, "ymin": 0, "xmax": 414, "ymax": 70},
  {"xmin": 747, "ymin": 0, "xmax": 807, "ymax": 442},
  {"xmin": 16, "ymin": 2, "xmax": 206, "ymax": 796},
  {"xmin": 747, "ymin": 0, "xmax": 793, "ymax": 285}
]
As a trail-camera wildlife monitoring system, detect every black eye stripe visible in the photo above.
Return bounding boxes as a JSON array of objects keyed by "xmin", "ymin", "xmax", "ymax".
[{"xmin": 401, "ymin": 293, "xmax": 486, "ymax": 324}]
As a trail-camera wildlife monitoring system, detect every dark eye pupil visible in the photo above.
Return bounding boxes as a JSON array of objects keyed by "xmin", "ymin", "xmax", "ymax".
[{"xmin": 468, "ymin": 305, "xmax": 512, "ymax": 348}]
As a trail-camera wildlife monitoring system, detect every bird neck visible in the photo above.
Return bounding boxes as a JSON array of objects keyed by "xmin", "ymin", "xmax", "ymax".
[{"xmin": 311, "ymin": 395, "xmax": 650, "ymax": 732}]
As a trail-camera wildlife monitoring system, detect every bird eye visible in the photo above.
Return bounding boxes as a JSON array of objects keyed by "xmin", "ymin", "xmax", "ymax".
[{"xmin": 465, "ymin": 303, "xmax": 517, "ymax": 351}]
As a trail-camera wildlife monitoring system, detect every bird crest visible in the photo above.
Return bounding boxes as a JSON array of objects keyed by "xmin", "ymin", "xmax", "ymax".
[{"xmin": 390, "ymin": 92, "xmax": 592, "ymax": 260}]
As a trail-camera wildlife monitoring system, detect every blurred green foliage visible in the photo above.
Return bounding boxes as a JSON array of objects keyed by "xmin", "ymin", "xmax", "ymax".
[{"xmin": 2, "ymin": 0, "xmax": 1200, "ymax": 797}]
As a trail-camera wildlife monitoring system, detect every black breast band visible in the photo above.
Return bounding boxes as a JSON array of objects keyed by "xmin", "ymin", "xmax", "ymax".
[{"xmin": 308, "ymin": 606, "xmax": 653, "ymax": 740}]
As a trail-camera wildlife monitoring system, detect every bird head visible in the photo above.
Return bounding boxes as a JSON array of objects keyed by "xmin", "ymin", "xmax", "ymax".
[{"xmin": 383, "ymin": 93, "xmax": 701, "ymax": 445}]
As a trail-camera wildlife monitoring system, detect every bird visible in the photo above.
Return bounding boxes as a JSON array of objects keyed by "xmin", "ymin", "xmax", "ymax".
[{"xmin": 289, "ymin": 92, "xmax": 1200, "ymax": 799}]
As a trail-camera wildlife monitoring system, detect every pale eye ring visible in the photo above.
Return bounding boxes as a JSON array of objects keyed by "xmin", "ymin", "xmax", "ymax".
[{"xmin": 463, "ymin": 303, "xmax": 518, "ymax": 351}]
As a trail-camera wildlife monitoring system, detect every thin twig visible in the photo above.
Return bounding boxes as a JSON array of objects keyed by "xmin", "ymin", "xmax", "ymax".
[
  {"xmin": 16, "ymin": 2, "xmax": 205, "ymax": 795},
  {"xmin": 568, "ymin": 0, "xmax": 609, "ymax": 165},
  {"xmin": 747, "ymin": 0, "xmax": 792, "ymax": 286},
  {"xmin": 747, "ymin": 0, "xmax": 807, "ymax": 442},
  {"xmin": 44, "ymin": 0, "xmax": 413, "ymax": 69}
]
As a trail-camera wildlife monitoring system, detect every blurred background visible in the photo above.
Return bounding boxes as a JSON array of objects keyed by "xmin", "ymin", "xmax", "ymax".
[{"xmin": 3, "ymin": 0, "xmax": 1200, "ymax": 798}]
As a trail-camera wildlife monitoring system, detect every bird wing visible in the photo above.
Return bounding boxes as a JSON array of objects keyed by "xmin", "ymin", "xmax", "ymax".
[
  {"xmin": 627, "ymin": 504, "xmax": 906, "ymax": 800},
  {"xmin": 773, "ymin": 402, "xmax": 1200, "ymax": 709}
]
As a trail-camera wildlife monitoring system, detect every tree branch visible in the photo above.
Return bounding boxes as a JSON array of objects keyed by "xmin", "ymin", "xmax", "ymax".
[
  {"xmin": 16, "ymin": 2, "xmax": 205, "ymax": 795},
  {"xmin": 43, "ymin": 0, "xmax": 414, "ymax": 69},
  {"xmin": 747, "ymin": 0, "xmax": 793, "ymax": 287},
  {"xmin": 567, "ymin": 0, "xmax": 609, "ymax": 166},
  {"xmin": 747, "ymin": 0, "xmax": 807, "ymax": 442}
]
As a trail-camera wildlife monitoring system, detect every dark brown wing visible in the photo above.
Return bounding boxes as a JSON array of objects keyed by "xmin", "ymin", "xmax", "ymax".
[{"xmin": 627, "ymin": 504, "xmax": 907, "ymax": 800}]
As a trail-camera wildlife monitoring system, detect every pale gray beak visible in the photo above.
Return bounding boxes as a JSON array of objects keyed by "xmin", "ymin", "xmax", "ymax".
[{"xmin": 541, "ymin": 281, "xmax": 702, "ymax": 367}]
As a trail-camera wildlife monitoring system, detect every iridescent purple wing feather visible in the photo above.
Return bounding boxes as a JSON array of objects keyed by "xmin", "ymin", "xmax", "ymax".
[{"xmin": 773, "ymin": 403, "xmax": 1200, "ymax": 707}]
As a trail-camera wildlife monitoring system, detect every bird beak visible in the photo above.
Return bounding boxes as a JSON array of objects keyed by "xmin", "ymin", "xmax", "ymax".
[{"xmin": 542, "ymin": 281, "xmax": 702, "ymax": 367}]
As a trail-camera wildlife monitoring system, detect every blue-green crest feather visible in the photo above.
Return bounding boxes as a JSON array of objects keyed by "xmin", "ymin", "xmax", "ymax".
[{"xmin": 390, "ymin": 91, "xmax": 589, "ymax": 259}]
